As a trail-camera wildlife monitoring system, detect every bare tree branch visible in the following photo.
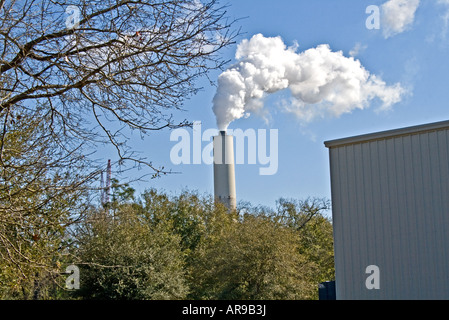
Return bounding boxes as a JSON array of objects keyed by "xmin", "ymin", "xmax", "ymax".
[{"xmin": 0, "ymin": 0, "xmax": 239, "ymax": 296}]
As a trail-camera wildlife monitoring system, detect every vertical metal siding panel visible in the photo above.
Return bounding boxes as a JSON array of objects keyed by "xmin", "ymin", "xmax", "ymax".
[
  {"xmin": 376, "ymin": 138, "xmax": 393, "ymax": 299},
  {"xmin": 353, "ymin": 145, "xmax": 364, "ymax": 298},
  {"xmin": 404, "ymin": 134, "xmax": 422, "ymax": 299},
  {"xmin": 438, "ymin": 130, "xmax": 449, "ymax": 296},
  {"xmin": 434, "ymin": 130, "xmax": 449, "ymax": 297},
  {"xmin": 352, "ymin": 143, "xmax": 370, "ymax": 298},
  {"xmin": 337, "ymin": 145, "xmax": 353, "ymax": 299},
  {"xmin": 426, "ymin": 130, "xmax": 444, "ymax": 297},
  {"xmin": 328, "ymin": 148, "xmax": 339, "ymax": 297},
  {"xmin": 411, "ymin": 134, "xmax": 429, "ymax": 299},
  {"xmin": 386, "ymin": 137, "xmax": 401, "ymax": 298},
  {"xmin": 437, "ymin": 130, "xmax": 448, "ymax": 295},
  {"xmin": 437, "ymin": 129, "xmax": 449, "ymax": 298},
  {"xmin": 368, "ymin": 140, "xmax": 384, "ymax": 298},
  {"xmin": 339, "ymin": 145, "xmax": 351, "ymax": 299},
  {"xmin": 398, "ymin": 135, "xmax": 416, "ymax": 298},
  {"xmin": 400, "ymin": 134, "xmax": 418, "ymax": 298},
  {"xmin": 420, "ymin": 132, "xmax": 439, "ymax": 298},
  {"xmin": 329, "ymin": 147, "xmax": 345, "ymax": 299},
  {"xmin": 342, "ymin": 145, "xmax": 360, "ymax": 299},
  {"xmin": 430, "ymin": 131, "xmax": 443, "ymax": 296},
  {"xmin": 397, "ymin": 135, "xmax": 411, "ymax": 297},
  {"xmin": 360, "ymin": 141, "xmax": 376, "ymax": 298},
  {"xmin": 441, "ymin": 130, "xmax": 449, "ymax": 297}
]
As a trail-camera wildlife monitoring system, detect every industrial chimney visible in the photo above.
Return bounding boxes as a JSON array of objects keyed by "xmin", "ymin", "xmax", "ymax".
[{"xmin": 213, "ymin": 131, "xmax": 236, "ymax": 210}]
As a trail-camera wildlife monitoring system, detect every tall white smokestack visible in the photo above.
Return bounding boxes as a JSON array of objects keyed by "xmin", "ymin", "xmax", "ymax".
[{"xmin": 213, "ymin": 131, "xmax": 236, "ymax": 210}]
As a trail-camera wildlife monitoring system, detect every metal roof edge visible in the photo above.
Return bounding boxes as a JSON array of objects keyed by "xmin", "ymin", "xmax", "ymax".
[{"xmin": 324, "ymin": 119, "xmax": 449, "ymax": 148}]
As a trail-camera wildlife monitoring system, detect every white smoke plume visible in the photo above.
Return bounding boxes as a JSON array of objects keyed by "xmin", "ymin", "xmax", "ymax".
[{"xmin": 212, "ymin": 34, "xmax": 405, "ymax": 131}]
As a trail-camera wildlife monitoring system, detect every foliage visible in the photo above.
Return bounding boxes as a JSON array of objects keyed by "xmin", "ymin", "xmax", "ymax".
[
  {"xmin": 0, "ymin": 0, "xmax": 238, "ymax": 298},
  {"xmin": 274, "ymin": 198, "xmax": 335, "ymax": 284},
  {"xmin": 74, "ymin": 205, "xmax": 188, "ymax": 300},
  {"xmin": 71, "ymin": 188, "xmax": 334, "ymax": 300},
  {"xmin": 189, "ymin": 214, "xmax": 314, "ymax": 299},
  {"xmin": 188, "ymin": 198, "xmax": 333, "ymax": 300},
  {"xmin": 0, "ymin": 108, "xmax": 91, "ymax": 299}
]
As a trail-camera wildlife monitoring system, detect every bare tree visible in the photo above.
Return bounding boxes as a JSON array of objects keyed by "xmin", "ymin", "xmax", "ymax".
[
  {"xmin": 0, "ymin": 107, "xmax": 96, "ymax": 298},
  {"xmin": 0, "ymin": 0, "xmax": 238, "ymax": 298},
  {"xmin": 0, "ymin": 0, "xmax": 238, "ymax": 171}
]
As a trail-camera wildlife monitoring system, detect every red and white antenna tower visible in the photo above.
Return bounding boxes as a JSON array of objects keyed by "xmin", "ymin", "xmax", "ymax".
[
  {"xmin": 105, "ymin": 159, "xmax": 111, "ymax": 205},
  {"xmin": 100, "ymin": 171, "xmax": 105, "ymax": 205},
  {"xmin": 100, "ymin": 159, "xmax": 112, "ymax": 208}
]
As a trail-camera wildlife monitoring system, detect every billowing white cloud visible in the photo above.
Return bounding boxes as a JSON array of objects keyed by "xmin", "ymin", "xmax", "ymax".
[
  {"xmin": 212, "ymin": 34, "xmax": 405, "ymax": 130},
  {"xmin": 381, "ymin": 0, "xmax": 420, "ymax": 38}
]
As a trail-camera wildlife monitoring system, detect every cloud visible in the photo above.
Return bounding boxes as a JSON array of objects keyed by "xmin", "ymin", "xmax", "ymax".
[
  {"xmin": 349, "ymin": 43, "xmax": 367, "ymax": 57},
  {"xmin": 381, "ymin": 0, "xmax": 420, "ymax": 38},
  {"xmin": 437, "ymin": 0, "xmax": 449, "ymax": 39},
  {"xmin": 212, "ymin": 34, "xmax": 406, "ymax": 130}
]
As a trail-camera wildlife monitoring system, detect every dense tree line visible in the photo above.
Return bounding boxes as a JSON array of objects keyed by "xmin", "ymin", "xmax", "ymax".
[
  {"xmin": 0, "ymin": 182, "xmax": 334, "ymax": 299},
  {"xmin": 54, "ymin": 185, "xmax": 334, "ymax": 300},
  {"xmin": 75, "ymin": 188, "xmax": 334, "ymax": 300}
]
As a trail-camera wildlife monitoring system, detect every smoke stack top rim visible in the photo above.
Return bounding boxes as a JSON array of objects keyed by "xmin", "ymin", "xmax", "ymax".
[{"xmin": 219, "ymin": 130, "xmax": 226, "ymax": 136}]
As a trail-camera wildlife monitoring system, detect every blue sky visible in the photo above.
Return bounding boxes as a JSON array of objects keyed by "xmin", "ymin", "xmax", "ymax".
[{"xmin": 100, "ymin": 0, "xmax": 449, "ymax": 210}]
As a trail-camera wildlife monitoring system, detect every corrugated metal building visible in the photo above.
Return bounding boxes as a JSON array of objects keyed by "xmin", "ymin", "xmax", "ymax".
[{"xmin": 324, "ymin": 120, "xmax": 449, "ymax": 300}]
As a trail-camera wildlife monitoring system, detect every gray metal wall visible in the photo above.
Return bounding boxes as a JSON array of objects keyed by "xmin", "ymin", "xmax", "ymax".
[{"xmin": 326, "ymin": 124, "xmax": 449, "ymax": 299}]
